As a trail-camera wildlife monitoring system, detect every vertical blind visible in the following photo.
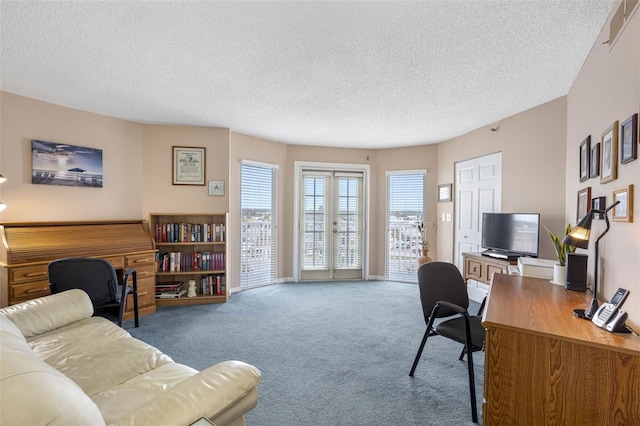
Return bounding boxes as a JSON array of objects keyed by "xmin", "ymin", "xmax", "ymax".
[
  {"xmin": 240, "ymin": 162, "xmax": 277, "ymax": 288},
  {"xmin": 386, "ymin": 172, "xmax": 425, "ymax": 282}
]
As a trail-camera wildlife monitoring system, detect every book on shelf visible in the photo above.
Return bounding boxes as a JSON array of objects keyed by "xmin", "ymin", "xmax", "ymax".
[
  {"xmin": 200, "ymin": 274, "xmax": 226, "ymax": 295},
  {"xmin": 156, "ymin": 280, "xmax": 184, "ymax": 291},
  {"xmin": 155, "ymin": 251, "xmax": 225, "ymax": 272},
  {"xmin": 154, "ymin": 221, "xmax": 226, "ymax": 243},
  {"xmin": 156, "ymin": 289, "xmax": 187, "ymax": 299}
]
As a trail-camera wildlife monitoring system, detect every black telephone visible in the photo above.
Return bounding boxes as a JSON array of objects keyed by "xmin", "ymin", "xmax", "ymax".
[{"xmin": 592, "ymin": 288, "xmax": 630, "ymax": 332}]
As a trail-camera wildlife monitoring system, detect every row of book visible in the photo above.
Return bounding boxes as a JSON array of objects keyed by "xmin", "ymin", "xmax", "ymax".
[
  {"xmin": 156, "ymin": 251, "xmax": 226, "ymax": 272},
  {"xmin": 201, "ymin": 274, "xmax": 226, "ymax": 295},
  {"xmin": 154, "ymin": 222, "xmax": 225, "ymax": 243},
  {"xmin": 155, "ymin": 276, "xmax": 226, "ymax": 298}
]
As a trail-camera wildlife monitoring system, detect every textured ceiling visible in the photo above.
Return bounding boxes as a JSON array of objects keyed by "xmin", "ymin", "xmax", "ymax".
[{"xmin": 1, "ymin": 1, "xmax": 614, "ymax": 149}]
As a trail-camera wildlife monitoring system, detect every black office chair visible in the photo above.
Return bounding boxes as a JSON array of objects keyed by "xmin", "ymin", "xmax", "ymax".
[
  {"xmin": 48, "ymin": 257, "xmax": 139, "ymax": 328},
  {"xmin": 408, "ymin": 261, "xmax": 485, "ymax": 423}
]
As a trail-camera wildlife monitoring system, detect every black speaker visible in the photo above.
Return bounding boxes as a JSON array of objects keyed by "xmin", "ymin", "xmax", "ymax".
[{"xmin": 565, "ymin": 253, "xmax": 588, "ymax": 292}]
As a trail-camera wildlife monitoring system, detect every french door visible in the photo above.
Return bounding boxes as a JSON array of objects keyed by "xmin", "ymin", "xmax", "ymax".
[{"xmin": 298, "ymin": 168, "xmax": 365, "ymax": 281}]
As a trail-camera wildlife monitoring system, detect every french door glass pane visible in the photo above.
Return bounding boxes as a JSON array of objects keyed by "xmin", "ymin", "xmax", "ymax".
[
  {"xmin": 386, "ymin": 172, "xmax": 424, "ymax": 282},
  {"xmin": 335, "ymin": 176, "xmax": 362, "ymax": 269},
  {"xmin": 241, "ymin": 163, "xmax": 277, "ymax": 288},
  {"xmin": 303, "ymin": 176, "xmax": 328, "ymax": 269}
]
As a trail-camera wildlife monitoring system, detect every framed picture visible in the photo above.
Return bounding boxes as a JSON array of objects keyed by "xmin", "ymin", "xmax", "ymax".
[
  {"xmin": 591, "ymin": 196, "xmax": 605, "ymax": 220},
  {"xmin": 172, "ymin": 146, "xmax": 206, "ymax": 185},
  {"xmin": 612, "ymin": 184, "xmax": 634, "ymax": 222},
  {"xmin": 579, "ymin": 136, "xmax": 590, "ymax": 182},
  {"xmin": 620, "ymin": 113, "xmax": 638, "ymax": 164},
  {"xmin": 437, "ymin": 183, "xmax": 452, "ymax": 202},
  {"xmin": 577, "ymin": 187, "xmax": 591, "ymax": 222},
  {"xmin": 31, "ymin": 139, "xmax": 103, "ymax": 187},
  {"xmin": 589, "ymin": 143, "xmax": 600, "ymax": 178},
  {"xmin": 208, "ymin": 180, "xmax": 225, "ymax": 196},
  {"xmin": 600, "ymin": 121, "xmax": 618, "ymax": 184}
]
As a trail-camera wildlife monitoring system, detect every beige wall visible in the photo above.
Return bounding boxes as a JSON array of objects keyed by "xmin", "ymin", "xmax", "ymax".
[
  {"xmin": 0, "ymin": 92, "xmax": 144, "ymax": 221},
  {"xmin": 141, "ymin": 125, "xmax": 230, "ymax": 217},
  {"xmin": 228, "ymin": 131, "xmax": 287, "ymax": 288},
  {"xmin": 437, "ymin": 97, "xmax": 568, "ymax": 262},
  {"xmin": 567, "ymin": 3, "xmax": 640, "ymax": 326}
]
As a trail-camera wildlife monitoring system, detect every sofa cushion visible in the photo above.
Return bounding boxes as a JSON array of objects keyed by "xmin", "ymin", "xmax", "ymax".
[
  {"xmin": 0, "ymin": 289, "xmax": 93, "ymax": 338},
  {"xmin": 0, "ymin": 315, "xmax": 105, "ymax": 425},
  {"xmin": 92, "ymin": 362, "xmax": 198, "ymax": 423},
  {"xmin": 28, "ymin": 316, "xmax": 174, "ymax": 397}
]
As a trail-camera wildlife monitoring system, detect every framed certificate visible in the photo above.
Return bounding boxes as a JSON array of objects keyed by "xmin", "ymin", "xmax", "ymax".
[{"xmin": 172, "ymin": 146, "xmax": 206, "ymax": 185}]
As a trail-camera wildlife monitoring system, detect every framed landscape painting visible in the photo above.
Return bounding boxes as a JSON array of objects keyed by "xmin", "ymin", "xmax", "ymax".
[{"xmin": 31, "ymin": 140, "xmax": 103, "ymax": 187}]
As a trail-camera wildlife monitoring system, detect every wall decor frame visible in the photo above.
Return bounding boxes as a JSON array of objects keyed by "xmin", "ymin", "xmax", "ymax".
[
  {"xmin": 577, "ymin": 187, "xmax": 591, "ymax": 222},
  {"xmin": 600, "ymin": 121, "xmax": 618, "ymax": 184},
  {"xmin": 620, "ymin": 113, "xmax": 638, "ymax": 164},
  {"xmin": 31, "ymin": 139, "xmax": 103, "ymax": 187},
  {"xmin": 172, "ymin": 146, "xmax": 206, "ymax": 185},
  {"xmin": 612, "ymin": 184, "xmax": 633, "ymax": 222},
  {"xmin": 589, "ymin": 142, "xmax": 600, "ymax": 178},
  {"xmin": 579, "ymin": 136, "xmax": 590, "ymax": 182},
  {"xmin": 437, "ymin": 183, "xmax": 452, "ymax": 202},
  {"xmin": 208, "ymin": 180, "xmax": 225, "ymax": 196},
  {"xmin": 591, "ymin": 196, "xmax": 606, "ymax": 220}
]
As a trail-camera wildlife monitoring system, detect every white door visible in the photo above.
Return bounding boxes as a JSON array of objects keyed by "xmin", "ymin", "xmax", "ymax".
[
  {"xmin": 454, "ymin": 152, "xmax": 502, "ymax": 301},
  {"xmin": 298, "ymin": 169, "xmax": 365, "ymax": 281}
]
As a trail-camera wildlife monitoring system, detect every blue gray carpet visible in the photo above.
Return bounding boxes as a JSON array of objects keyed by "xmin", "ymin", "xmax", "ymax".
[{"xmin": 129, "ymin": 281, "xmax": 484, "ymax": 425}]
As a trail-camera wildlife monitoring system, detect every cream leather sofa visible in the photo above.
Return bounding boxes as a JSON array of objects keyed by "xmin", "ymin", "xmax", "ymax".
[{"xmin": 0, "ymin": 289, "xmax": 261, "ymax": 426}]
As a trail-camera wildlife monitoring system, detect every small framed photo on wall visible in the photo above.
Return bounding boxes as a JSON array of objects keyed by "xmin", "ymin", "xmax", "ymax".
[
  {"xmin": 579, "ymin": 136, "xmax": 590, "ymax": 182},
  {"xmin": 589, "ymin": 143, "xmax": 600, "ymax": 178},
  {"xmin": 438, "ymin": 183, "xmax": 452, "ymax": 202},
  {"xmin": 591, "ymin": 196, "xmax": 605, "ymax": 220},
  {"xmin": 577, "ymin": 187, "xmax": 591, "ymax": 222},
  {"xmin": 600, "ymin": 121, "xmax": 618, "ymax": 184},
  {"xmin": 612, "ymin": 184, "xmax": 634, "ymax": 222},
  {"xmin": 620, "ymin": 113, "xmax": 638, "ymax": 164}
]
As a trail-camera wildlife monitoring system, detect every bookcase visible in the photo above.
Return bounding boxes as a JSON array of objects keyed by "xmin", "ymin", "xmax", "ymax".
[{"xmin": 149, "ymin": 213, "xmax": 229, "ymax": 306}]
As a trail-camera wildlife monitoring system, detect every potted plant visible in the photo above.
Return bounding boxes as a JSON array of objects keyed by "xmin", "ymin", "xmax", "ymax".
[
  {"xmin": 543, "ymin": 224, "xmax": 576, "ymax": 285},
  {"xmin": 417, "ymin": 220, "xmax": 436, "ymax": 265}
]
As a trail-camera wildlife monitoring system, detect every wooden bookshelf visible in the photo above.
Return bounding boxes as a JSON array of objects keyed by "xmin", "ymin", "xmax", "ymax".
[{"xmin": 149, "ymin": 213, "xmax": 229, "ymax": 306}]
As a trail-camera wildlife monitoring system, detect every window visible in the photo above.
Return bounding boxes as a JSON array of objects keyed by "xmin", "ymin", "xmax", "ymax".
[
  {"xmin": 240, "ymin": 162, "xmax": 277, "ymax": 288},
  {"xmin": 386, "ymin": 171, "xmax": 425, "ymax": 282}
]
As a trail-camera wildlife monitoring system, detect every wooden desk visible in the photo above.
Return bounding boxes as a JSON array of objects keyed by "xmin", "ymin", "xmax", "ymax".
[
  {"xmin": 482, "ymin": 274, "xmax": 640, "ymax": 425},
  {"xmin": 0, "ymin": 221, "xmax": 157, "ymax": 319}
]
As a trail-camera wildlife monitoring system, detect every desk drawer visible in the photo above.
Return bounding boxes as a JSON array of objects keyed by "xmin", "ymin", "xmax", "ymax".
[
  {"xmin": 465, "ymin": 258, "xmax": 483, "ymax": 282},
  {"xmin": 11, "ymin": 265, "xmax": 48, "ymax": 284},
  {"xmin": 128, "ymin": 264, "xmax": 155, "ymax": 281},
  {"xmin": 11, "ymin": 280, "xmax": 51, "ymax": 303},
  {"xmin": 126, "ymin": 253, "xmax": 155, "ymax": 267}
]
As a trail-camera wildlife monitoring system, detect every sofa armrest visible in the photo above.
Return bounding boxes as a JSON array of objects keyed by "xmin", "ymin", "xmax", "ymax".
[
  {"xmin": 112, "ymin": 360, "xmax": 261, "ymax": 426},
  {"xmin": 0, "ymin": 289, "xmax": 93, "ymax": 338}
]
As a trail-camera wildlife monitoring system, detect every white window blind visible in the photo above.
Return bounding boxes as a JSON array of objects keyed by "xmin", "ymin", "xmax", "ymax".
[
  {"xmin": 241, "ymin": 162, "xmax": 277, "ymax": 288},
  {"xmin": 386, "ymin": 172, "xmax": 425, "ymax": 282}
]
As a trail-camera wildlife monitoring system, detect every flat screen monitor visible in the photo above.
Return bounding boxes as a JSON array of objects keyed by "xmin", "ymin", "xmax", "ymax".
[{"xmin": 481, "ymin": 212, "xmax": 540, "ymax": 259}]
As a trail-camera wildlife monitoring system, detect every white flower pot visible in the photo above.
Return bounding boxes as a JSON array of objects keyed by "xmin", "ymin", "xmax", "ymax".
[{"xmin": 551, "ymin": 264, "xmax": 566, "ymax": 286}]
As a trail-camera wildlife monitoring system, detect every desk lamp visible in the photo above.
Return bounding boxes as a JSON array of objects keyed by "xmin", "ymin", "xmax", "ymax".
[{"xmin": 563, "ymin": 200, "xmax": 620, "ymax": 319}]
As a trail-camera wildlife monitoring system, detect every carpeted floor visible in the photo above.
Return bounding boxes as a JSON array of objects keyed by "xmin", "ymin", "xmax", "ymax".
[{"xmin": 129, "ymin": 281, "xmax": 484, "ymax": 425}]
